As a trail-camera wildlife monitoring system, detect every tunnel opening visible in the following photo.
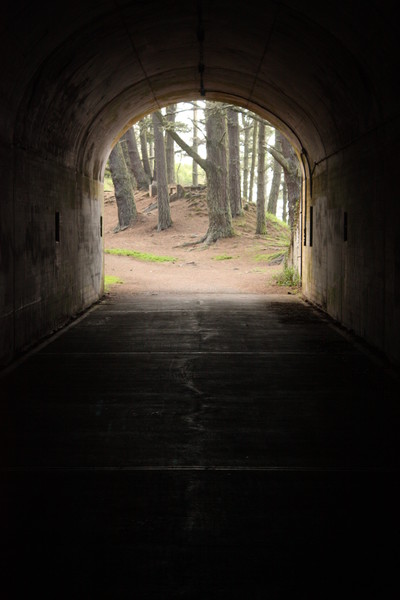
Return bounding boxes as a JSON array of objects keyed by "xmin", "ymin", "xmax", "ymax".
[
  {"xmin": 1, "ymin": 0, "xmax": 399, "ymax": 368},
  {"xmin": 102, "ymin": 100, "xmax": 303, "ymax": 297}
]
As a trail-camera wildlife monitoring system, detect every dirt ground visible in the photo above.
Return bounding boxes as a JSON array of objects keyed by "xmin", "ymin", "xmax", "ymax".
[{"xmin": 103, "ymin": 189, "xmax": 294, "ymax": 296}]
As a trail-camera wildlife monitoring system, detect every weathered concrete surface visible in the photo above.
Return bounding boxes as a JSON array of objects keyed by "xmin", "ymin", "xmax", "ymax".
[
  {"xmin": 0, "ymin": 0, "xmax": 399, "ymax": 366},
  {"xmin": 1, "ymin": 294, "xmax": 399, "ymax": 597}
]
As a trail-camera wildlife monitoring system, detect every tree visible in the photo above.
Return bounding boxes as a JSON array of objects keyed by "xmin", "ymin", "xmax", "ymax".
[
  {"xmin": 165, "ymin": 104, "xmax": 176, "ymax": 184},
  {"xmin": 158, "ymin": 101, "xmax": 232, "ymax": 244},
  {"xmin": 192, "ymin": 102, "xmax": 199, "ymax": 186},
  {"xmin": 282, "ymin": 180, "xmax": 288, "ymax": 223},
  {"xmin": 108, "ymin": 141, "xmax": 137, "ymax": 230},
  {"xmin": 123, "ymin": 128, "xmax": 150, "ymax": 190},
  {"xmin": 138, "ymin": 119, "xmax": 152, "ymax": 180},
  {"xmin": 241, "ymin": 112, "xmax": 250, "ymax": 200},
  {"xmin": 151, "ymin": 111, "xmax": 172, "ymax": 231},
  {"xmin": 266, "ymin": 133, "xmax": 301, "ymax": 229},
  {"xmin": 249, "ymin": 119, "xmax": 258, "ymax": 203},
  {"xmin": 267, "ymin": 131, "xmax": 283, "ymax": 216},
  {"xmin": 227, "ymin": 106, "xmax": 242, "ymax": 216},
  {"xmin": 256, "ymin": 121, "xmax": 266, "ymax": 234}
]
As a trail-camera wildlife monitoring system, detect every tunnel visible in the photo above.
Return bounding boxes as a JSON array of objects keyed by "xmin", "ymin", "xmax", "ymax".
[
  {"xmin": 2, "ymin": 2, "xmax": 400, "ymax": 596},
  {"xmin": 1, "ymin": 0, "xmax": 399, "ymax": 367}
]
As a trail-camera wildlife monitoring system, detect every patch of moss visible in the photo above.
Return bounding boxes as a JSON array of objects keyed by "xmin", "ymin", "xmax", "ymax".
[
  {"xmin": 212, "ymin": 253, "xmax": 235, "ymax": 261},
  {"xmin": 104, "ymin": 275, "xmax": 124, "ymax": 291},
  {"xmin": 105, "ymin": 248, "xmax": 177, "ymax": 262}
]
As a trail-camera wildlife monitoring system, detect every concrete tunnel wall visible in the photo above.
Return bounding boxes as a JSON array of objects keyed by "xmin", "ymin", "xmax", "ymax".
[{"xmin": 0, "ymin": 0, "xmax": 399, "ymax": 367}]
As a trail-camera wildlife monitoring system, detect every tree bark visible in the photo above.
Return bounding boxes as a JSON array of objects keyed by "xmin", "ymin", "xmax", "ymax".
[
  {"xmin": 280, "ymin": 135, "xmax": 300, "ymax": 229},
  {"xmin": 265, "ymin": 133, "xmax": 301, "ymax": 229},
  {"xmin": 249, "ymin": 119, "xmax": 258, "ymax": 203},
  {"xmin": 151, "ymin": 111, "xmax": 172, "ymax": 231},
  {"xmin": 267, "ymin": 131, "xmax": 283, "ymax": 215},
  {"xmin": 256, "ymin": 121, "xmax": 266, "ymax": 234},
  {"xmin": 165, "ymin": 104, "xmax": 176, "ymax": 184},
  {"xmin": 192, "ymin": 102, "xmax": 199, "ymax": 186},
  {"xmin": 108, "ymin": 141, "xmax": 137, "ymax": 230},
  {"xmin": 241, "ymin": 112, "xmax": 250, "ymax": 201},
  {"xmin": 139, "ymin": 119, "xmax": 152, "ymax": 180},
  {"xmin": 227, "ymin": 106, "xmax": 242, "ymax": 216},
  {"xmin": 204, "ymin": 103, "xmax": 233, "ymax": 243},
  {"xmin": 123, "ymin": 128, "xmax": 150, "ymax": 190},
  {"xmin": 282, "ymin": 179, "xmax": 288, "ymax": 223}
]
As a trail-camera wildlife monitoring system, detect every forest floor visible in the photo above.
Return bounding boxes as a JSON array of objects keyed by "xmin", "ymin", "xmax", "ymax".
[{"xmin": 103, "ymin": 187, "xmax": 297, "ymax": 297}]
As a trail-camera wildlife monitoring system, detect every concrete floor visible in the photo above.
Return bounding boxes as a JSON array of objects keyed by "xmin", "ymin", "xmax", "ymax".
[{"xmin": 1, "ymin": 293, "xmax": 399, "ymax": 598}]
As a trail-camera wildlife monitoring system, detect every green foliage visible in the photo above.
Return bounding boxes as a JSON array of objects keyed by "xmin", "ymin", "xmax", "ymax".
[
  {"xmin": 104, "ymin": 275, "xmax": 123, "ymax": 291},
  {"xmin": 275, "ymin": 263, "xmax": 301, "ymax": 287},
  {"xmin": 105, "ymin": 248, "xmax": 177, "ymax": 262},
  {"xmin": 175, "ymin": 160, "xmax": 206, "ymax": 186},
  {"xmin": 212, "ymin": 253, "xmax": 235, "ymax": 261}
]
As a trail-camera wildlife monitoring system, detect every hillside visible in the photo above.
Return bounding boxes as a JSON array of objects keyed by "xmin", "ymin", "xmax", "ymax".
[{"xmin": 103, "ymin": 187, "xmax": 294, "ymax": 296}]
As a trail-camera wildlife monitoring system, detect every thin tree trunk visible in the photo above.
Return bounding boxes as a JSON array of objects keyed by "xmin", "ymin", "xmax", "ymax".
[
  {"xmin": 256, "ymin": 121, "xmax": 266, "ymax": 234},
  {"xmin": 249, "ymin": 119, "xmax": 258, "ymax": 203},
  {"xmin": 151, "ymin": 111, "xmax": 172, "ymax": 231},
  {"xmin": 108, "ymin": 142, "xmax": 137, "ymax": 230},
  {"xmin": 123, "ymin": 128, "xmax": 150, "ymax": 190},
  {"xmin": 139, "ymin": 120, "xmax": 152, "ymax": 180},
  {"xmin": 192, "ymin": 102, "xmax": 199, "ymax": 186},
  {"xmin": 227, "ymin": 106, "xmax": 242, "ymax": 216},
  {"xmin": 282, "ymin": 179, "xmax": 288, "ymax": 223},
  {"xmin": 267, "ymin": 131, "xmax": 283, "ymax": 215},
  {"xmin": 242, "ymin": 112, "xmax": 250, "ymax": 201},
  {"xmin": 165, "ymin": 104, "xmax": 176, "ymax": 184}
]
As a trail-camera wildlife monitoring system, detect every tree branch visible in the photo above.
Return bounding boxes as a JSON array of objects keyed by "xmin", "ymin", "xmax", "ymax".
[{"xmin": 154, "ymin": 111, "xmax": 209, "ymax": 172}]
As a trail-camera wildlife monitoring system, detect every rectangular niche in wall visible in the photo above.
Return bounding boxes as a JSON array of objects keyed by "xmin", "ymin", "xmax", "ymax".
[{"xmin": 55, "ymin": 211, "xmax": 60, "ymax": 243}]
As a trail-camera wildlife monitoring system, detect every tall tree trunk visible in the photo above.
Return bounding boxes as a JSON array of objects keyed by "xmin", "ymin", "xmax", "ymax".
[
  {"xmin": 123, "ymin": 128, "xmax": 150, "ymax": 190},
  {"xmin": 242, "ymin": 112, "xmax": 250, "ymax": 201},
  {"xmin": 204, "ymin": 103, "xmax": 233, "ymax": 243},
  {"xmin": 256, "ymin": 121, "xmax": 266, "ymax": 234},
  {"xmin": 139, "ymin": 120, "xmax": 152, "ymax": 180},
  {"xmin": 119, "ymin": 136, "xmax": 137, "ymax": 190},
  {"xmin": 108, "ymin": 141, "xmax": 137, "ymax": 230},
  {"xmin": 249, "ymin": 119, "xmax": 258, "ymax": 203},
  {"xmin": 267, "ymin": 132, "xmax": 283, "ymax": 215},
  {"xmin": 282, "ymin": 179, "xmax": 288, "ymax": 223},
  {"xmin": 281, "ymin": 135, "xmax": 300, "ymax": 229},
  {"xmin": 192, "ymin": 102, "xmax": 199, "ymax": 186},
  {"xmin": 227, "ymin": 106, "xmax": 242, "ymax": 217},
  {"xmin": 165, "ymin": 104, "xmax": 176, "ymax": 184},
  {"xmin": 151, "ymin": 111, "xmax": 172, "ymax": 231}
]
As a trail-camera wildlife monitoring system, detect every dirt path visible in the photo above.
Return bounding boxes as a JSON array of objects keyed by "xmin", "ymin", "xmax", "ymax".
[{"xmin": 103, "ymin": 189, "xmax": 295, "ymax": 296}]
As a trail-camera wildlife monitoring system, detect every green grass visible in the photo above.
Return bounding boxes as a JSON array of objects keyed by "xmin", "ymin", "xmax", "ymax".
[
  {"xmin": 275, "ymin": 264, "xmax": 301, "ymax": 287},
  {"xmin": 266, "ymin": 212, "xmax": 290, "ymax": 231},
  {"xmin": 254, "ymin": 250, "xmax": 288, "ymax": 263},
  {"xmin": 104, "ymin": 275, "xmax": 123, "ymax": 291},
  {"xmin": 105, "ymin": 248, "xmax": 177, "ymax": 263},
  {"xmin": 212, "ymin": 253, "xmax": 235, "ymax": 261}
]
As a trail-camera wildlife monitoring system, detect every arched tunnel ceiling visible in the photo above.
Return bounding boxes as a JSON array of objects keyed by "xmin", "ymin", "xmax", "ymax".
[{"xmin": 1, "ymin": 0, "xmax": 398, "ymax": 180}]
